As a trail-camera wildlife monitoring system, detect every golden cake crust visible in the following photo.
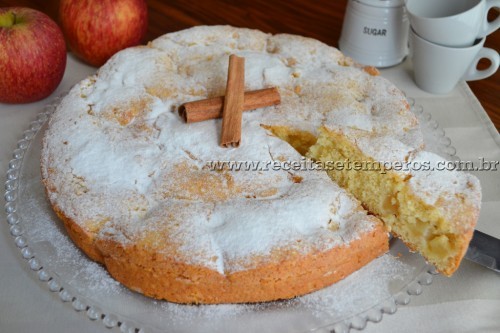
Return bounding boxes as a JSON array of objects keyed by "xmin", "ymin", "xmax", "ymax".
[
  {"xmin": 96, "ymin": 220, "xmax": 387, "ymax": 304},
  {"xmin": 46, "ymin": 180, "xmax": 388, "ymax": 304}
]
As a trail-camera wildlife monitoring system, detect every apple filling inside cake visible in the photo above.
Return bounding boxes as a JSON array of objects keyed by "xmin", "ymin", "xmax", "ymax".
[{"xmin": 265, "ymin": 125, "xmax": 480, "ymax": 276}]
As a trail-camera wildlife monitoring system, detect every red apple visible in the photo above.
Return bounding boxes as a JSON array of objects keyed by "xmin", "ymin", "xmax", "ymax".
[
  {"xmin": 0, "ymin": 7, "xmax": 67, "ymax": 104},
  {"xmin": 59, "ymin": 0, "xmax": 148, "ymax": 67}
]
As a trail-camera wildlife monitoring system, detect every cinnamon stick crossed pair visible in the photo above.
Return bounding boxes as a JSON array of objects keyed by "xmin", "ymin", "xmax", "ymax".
[
  {"xmin": 178, "ymin": 55, "xmax": 281, "ymax": 148},
  {"xmin": 178, "ymin": 87, "xmax": 281, "ymax": 124}
]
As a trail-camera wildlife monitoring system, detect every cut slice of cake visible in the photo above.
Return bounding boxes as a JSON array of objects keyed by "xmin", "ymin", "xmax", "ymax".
[{"xmin": 307, "ymin": 127, "xmax": 481, "ymax": 276}]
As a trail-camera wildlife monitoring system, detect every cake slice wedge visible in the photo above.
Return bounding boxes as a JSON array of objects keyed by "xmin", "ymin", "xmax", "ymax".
[{"xmin": 307, "ymin": 127, "xmax": 481, "ymax": 276}]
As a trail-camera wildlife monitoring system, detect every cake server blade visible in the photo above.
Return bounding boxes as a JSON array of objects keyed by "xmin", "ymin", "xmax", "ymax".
[{"xmin": 465, "ymin": 230, "xmax": 500, "ymax": 273}]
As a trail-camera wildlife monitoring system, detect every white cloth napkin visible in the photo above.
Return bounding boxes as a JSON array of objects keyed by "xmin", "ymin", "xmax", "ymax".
[{"xmin": 0, "ymin": 55, "xmax": 498, "ymax": 333}]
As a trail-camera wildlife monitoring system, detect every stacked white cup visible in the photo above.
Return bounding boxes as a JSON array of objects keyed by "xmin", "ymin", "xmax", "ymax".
[{"xmin": 406, "ymin": 0, "xmax": 500, "ymax": 94}]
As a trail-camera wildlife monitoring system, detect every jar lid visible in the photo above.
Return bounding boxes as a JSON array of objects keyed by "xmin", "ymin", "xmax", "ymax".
[{"xmin": 355, "ymin": 0, "xmax": 406, "ymax": 8}]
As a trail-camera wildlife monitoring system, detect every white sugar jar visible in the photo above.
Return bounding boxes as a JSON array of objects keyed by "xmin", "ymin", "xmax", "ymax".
[{"xmin": 339, "ymin": 0, "xmax": 409, "ymax": 67}]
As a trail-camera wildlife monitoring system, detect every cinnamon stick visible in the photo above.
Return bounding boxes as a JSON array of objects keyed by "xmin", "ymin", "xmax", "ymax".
[
  {"xmin": 220, "ymin": 55, "xmax": 245, "ymax": 148},
  {"xmin": 179, "ymin": 87, "xmax": 281, "ymax": 123}
]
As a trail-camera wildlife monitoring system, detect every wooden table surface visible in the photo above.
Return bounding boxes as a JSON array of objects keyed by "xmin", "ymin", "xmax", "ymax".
[{"xmin": 2, "ymin": 0, "xmax": 499, "ymax": 130}]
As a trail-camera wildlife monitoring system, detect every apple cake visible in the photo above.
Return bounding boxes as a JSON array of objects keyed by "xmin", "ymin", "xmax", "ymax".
[{"xmin": 41, "ymin": 26, "xmax": 480, "ymax": 304}]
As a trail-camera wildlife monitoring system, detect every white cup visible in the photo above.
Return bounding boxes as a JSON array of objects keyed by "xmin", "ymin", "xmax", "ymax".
[
  {"xmin": 409, "ymin": 28, "xmax": 500, "ymax": 94},
  {"xmin": 406, "ymin": 0, "xmax": 500, "ymax": 47}
]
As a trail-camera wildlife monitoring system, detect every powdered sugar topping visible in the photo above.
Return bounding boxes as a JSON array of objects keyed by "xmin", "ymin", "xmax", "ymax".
[{"xmin": 41, "ymin": 26, "xmax": 479, "ymax": 273}]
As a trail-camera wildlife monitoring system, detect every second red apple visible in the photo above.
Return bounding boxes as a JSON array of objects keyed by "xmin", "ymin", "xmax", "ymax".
[{"xmin": 59, "ymin": 0, "xmax": 148, "ymax": 67}]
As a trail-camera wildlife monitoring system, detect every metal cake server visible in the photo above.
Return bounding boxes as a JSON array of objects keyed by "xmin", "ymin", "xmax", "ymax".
[{"xmin": 465, "ymin": 230, "xmax": 500, "ymax": 273}]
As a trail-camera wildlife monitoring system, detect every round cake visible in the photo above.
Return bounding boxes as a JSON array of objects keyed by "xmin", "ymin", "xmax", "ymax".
[{"xmin": 41, "ymin": 26, "xmax": 480, "ymax": 304}]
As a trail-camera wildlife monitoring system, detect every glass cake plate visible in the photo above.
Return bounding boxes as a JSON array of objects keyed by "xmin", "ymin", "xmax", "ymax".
[{"xmin": 4, "ymin": 96, "xmax": 456, "ymax": 333}]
